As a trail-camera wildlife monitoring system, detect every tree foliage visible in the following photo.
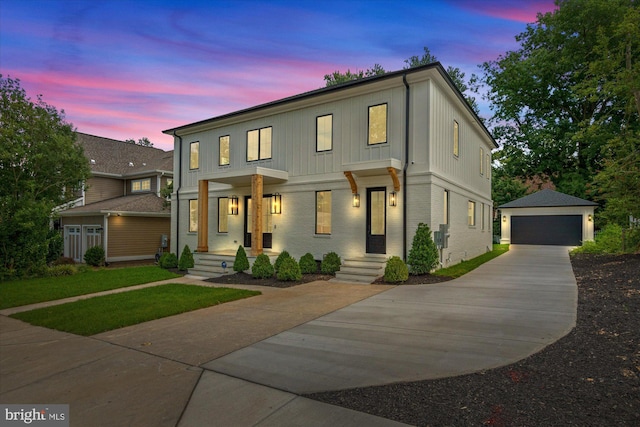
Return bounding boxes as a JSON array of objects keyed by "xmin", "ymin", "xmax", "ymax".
[
  {"xmin": 125, "ymin": 137, "xmax": 154, "ymax": 147},
  {"xmin": 0, "ymin": 75, "xmax": 90, "ymax": 278},
  {"xmin": 407, "ymin": 223, "xmax": 439, "ymax": 275}
]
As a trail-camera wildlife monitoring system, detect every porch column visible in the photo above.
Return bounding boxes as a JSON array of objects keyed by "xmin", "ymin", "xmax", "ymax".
[
  {"xmin": 197, "ymin": 179, "xmax": 209, "ymax": 252},
  {"xmin": 251, "ymin": 174, "xmax": 263, "ymax": 256}
]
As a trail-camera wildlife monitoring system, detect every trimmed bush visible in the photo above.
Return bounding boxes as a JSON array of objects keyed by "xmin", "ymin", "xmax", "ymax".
[
  {"xmin": 252, "ymin": 253, "xmax": 274, "ymax": 279},
  {"xmin": 178, "ymin": 245, "xmax": 195, "ymax": 271},
  {"xmin": 233, "ymin": 245, "xmax": 250, "ymax": 272},
  {"xmin": 299, "ymin": 253, "xmax": 317, "ymax": 274},
  {"xmin": 159, "ymin": 252, "xmax": 178, "ymax": 269},
  {"xmin": 277, "ymin": 256, "xmax": 302, "ymax": 281},
  {"xmin": 46, "ymin": 264, "xmax": 77, "ymax": 277},
  {"xmin": 274, "ymin": 250, "xmax": 291, "ymax": 272},
  {"xmin": 321, "ymin": 251, "xmax": 341, "ymax": 274},
  {"xmin": 407, "ymin": 223, "xmax": 439, "ymax": 275},
  {"xmin": 46, "ymin": 230, "xmax": 64, "ymax": 264},
  {"xmin": 84, "ymin": 245, "xmax": 105, "ymax": 267},
  {"xmin": 384, "ymin": 256, "xmax": 409, "ymax": 283}
]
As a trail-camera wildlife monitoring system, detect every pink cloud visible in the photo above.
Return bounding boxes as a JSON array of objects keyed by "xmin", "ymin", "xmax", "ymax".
[{"xmin": 455, "ymin": 0, "xmax": 557, "ymax": 23}]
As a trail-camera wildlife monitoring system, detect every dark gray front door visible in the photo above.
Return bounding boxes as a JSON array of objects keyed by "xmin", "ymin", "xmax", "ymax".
[
  {"xmin": 511, "ymin": 215, "xmax": 582, "ymax": 245},
  {"xmin": 366, "ymin": 187, "xmax": 386, "ymax": 254}
]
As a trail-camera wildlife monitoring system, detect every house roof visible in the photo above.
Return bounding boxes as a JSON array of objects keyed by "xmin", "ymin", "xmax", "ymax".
[
  {"xmin": 76, "ymin": 133, "xmax": 173, "ymax": 177},
  {"xmin": 499, "ymin": 189, "xmax": 598, "ymax": 208},
  {"xmin": 58, "ymin": 193, "xmax": 170, "ymax": 216},
  {"xmin": 163, "ymin": 62, "xmax": 498, "ymax": 149}
]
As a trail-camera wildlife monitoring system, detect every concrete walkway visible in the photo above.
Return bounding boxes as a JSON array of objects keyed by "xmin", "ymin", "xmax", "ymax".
[{"xmin": 0, "ymin": 245, "xmax": 577, "ymax": 426}]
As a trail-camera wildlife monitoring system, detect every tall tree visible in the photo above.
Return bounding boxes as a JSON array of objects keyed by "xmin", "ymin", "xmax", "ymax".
[
  {"xmin": 482, "ymin": 0, "xmax": 638, "ymax": 199},
  {"xmin": 125, "ymin": 137, "xmax": 154, "ymax": 147},
  {"xmin": 0, "ymin": 75, "xmax": 90, "ymax": 277}
]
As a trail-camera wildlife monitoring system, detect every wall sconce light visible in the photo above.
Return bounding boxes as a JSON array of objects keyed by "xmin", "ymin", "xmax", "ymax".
[
  {"xmin": 229, "ymin": 195, "xmax": 238, "ymax": 215},
  {"xmin": 389, "ymin": 191, "xmax": 397, "ymax": 207},
  {"xmin": 353, "ymin": 193, "xmax": 360, "ymax": 208},
  {"xmin": 588, "ymin": 214, "xmax": 593, "ymax": 222},
  {"xmin": 271, "ymin": 193, "xmax": 282, "ymax": 214},
  {"xmin": 502, "ymin": 215, "xmax": 507, "ymax": 222}
]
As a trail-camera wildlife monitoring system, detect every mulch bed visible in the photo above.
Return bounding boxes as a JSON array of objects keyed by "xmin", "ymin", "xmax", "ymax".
[
  {"xmin": 205, "ymin": 272, "xmax": 334, "ymax": 288},
  {"xmin": 306, "ymin": 253, "xmax": 640, "ymax": 426}
]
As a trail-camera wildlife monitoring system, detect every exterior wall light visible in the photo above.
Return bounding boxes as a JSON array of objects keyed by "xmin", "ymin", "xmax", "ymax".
[
  {"xmin": 588, "ymin": 214, "xmax": 593, "ymax": 222},
  {"xmin": 353, "ymin": 193, "xmax": 360, "ymax": 208},
  {"xmin": 271, "ymin": 193, "xmax": 282, "ymax": 214},
  {"xmin": 502, "ymin": 215, "xmax": 507, "ymax": 222},
  {"xmin": 229, "ymin": 195, "xmax": 239, "ymax": 215},
  {"xmin": 389, "ymin": 191, "xmax": 397, "ymax": 207}
]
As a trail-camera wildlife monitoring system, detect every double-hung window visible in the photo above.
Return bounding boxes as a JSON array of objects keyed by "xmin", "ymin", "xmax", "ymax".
[
  {"xmin": 190, "ymin": 142, "xmax": 199, "ymax": 170},
  {"xmin": 368, "ymin": 104, "xmax": 387, "ymax": 145},
  {"xmin": 316, "ymin": 191, "xmax": 331, "ymax": 234},
  {"xmin": 316, "ymin": 114, "xmax": 333, "ymax": 152},
  {"xmin": 247, "ymin": 127, "xmax": 272, "ymax": 161},
  {"xmin": 219, "ymin": 136, "xmax": 230, "ymax": 166}
]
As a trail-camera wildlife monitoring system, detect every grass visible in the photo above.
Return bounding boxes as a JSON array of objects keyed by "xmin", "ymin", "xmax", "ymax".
[
  {"xmin": 10, "ymin": 284, "xmax": 260, "ymax": 336},
  {"xmin": 434, "ymin": 244, "xmax": 509, "ymax": 278},
  {"xmin": 0, "ymin": 266, "xmax": 180, "ymax": 309}
]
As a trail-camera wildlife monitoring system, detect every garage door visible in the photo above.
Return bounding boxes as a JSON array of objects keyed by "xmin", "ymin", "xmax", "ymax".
[{"xmin": 511, "ymin": 215, "xmax": 582, "ymax": 245}]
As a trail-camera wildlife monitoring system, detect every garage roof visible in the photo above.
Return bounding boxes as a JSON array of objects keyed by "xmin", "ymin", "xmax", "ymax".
[{"xmin": 499, "ymin": 189, "xmax": 598, "ymax": 208}]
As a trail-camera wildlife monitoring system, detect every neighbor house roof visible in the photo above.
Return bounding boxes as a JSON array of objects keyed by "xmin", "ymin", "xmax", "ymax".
[
  {"xmin": 76, "ymin": 133, "xmax": 173, "ymax": 176},
  {"xmin": 499, "ymin": 189, "xmax": 598, "ymax": 208},
  {"xmin": 59, "ymin": 194, "xmax": 170, "ymax": 216}
]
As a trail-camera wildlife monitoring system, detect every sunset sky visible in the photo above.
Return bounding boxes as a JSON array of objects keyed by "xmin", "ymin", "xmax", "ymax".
[{"xmin": 1, "ymin": 0, "xmax": 556, "ymax": 151}]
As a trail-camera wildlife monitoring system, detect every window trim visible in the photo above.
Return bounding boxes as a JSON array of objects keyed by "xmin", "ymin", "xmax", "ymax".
[
  {"xmin": 246, "ymin": 126, "xmax": 273, "ymax": 162},
  {"xmin": 315, "ymin": 190, "xmax": 332, "ymax": 235},
  {"xmin": 468, "ymin": 200, "xmax": 476, "ymax": 227},
  {"xmin": 218, "ymin": 197, "xmax": 228, "ymax": 233},
  {"xmin": 453, "ymin": 120, "xmax": 459, "ymax": 157},
  {"xmin": 316, "ymin": 114, "xmax": 333, "ymax": 152},
  {"xmin": 131, "ymin": 178, "xmax": 151, "ymax": 193},
  {"xmin": 189, "ymin": 141, "xmax": 200, "ymax": 170},
  {"xmin": 367, "ymin": 103, "xmax": 388, "ymax": 145},
  {"xmin": 219, "ymin": 135, "xmax": 230, "ymax": 166},
  {"xmin": 189, "ymin": 199, "xmax": 198, "ymax": 233}
]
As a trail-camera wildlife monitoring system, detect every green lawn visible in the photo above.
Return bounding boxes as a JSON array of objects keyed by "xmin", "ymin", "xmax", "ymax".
[
  {"xmin": 434, "ymin": 244, "xmax": 509, "ymax": 278},
  {"xmin": 0, "ymin": 266, "xmax": 180, "ymax": 309},
  {"xmin": 10, "ymin": 284, "xmax": 260, "ymax": 336}
]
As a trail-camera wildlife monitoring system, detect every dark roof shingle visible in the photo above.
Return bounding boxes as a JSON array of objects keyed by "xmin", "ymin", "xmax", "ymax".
[
  {"xmin": 59, "ymin": 193, "xmax": 169, "ymax": 215},
  {"xmin": 499, "ymin": 189, "xmax": 598, "ymax": 208}
]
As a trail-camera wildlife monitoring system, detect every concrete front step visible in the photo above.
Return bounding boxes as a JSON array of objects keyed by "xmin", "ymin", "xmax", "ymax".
[
  {"xmin": 334, "ymin": 255, "xmax": 388, "ymax": 284},
  {"xmin": 190, "ymin": 253, "xmax": 237, "ymax": 277}
]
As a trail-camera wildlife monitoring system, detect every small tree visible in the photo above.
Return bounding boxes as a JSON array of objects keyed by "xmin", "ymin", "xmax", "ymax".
[
  {"xmin": 321, "ymin": 251, "xmax": 341, "ymax": 274},
  {"xmin": 274, "ymin": 250, "xmax": 291, "ymax": 272},
  {"xmin": 178, "ymin": 245, "xmax": 194, "ymax": 271},
  {"xmin": 384, "ymin": 256, "xmax": 409, "ymax": 283},
  {"xmin": 233, "ymin": 245, "xmax": 250, "ymax": 272},
  {"xmin": 277, "ymin": 256, "xmax": 302, "ymax": 281},
  {"xmin": 407, "ymin": 223, "xmax": 439, "ymax": 275},
  {"xmin": 299, "ymin": 253, "xmax": 317, "ymax": 274},
  {"xmin": 252, "ymin": 253, "xmax": 274, "ymax": 279},
  {"xmin": 159, "ymin": 252, "xmax": 178, "ymax": 269}
]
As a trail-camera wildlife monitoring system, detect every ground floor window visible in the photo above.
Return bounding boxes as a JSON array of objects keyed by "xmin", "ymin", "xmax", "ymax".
[
  {"xmin": 316, "ymin": 191, "xmax": 331, "ymax": 234},
  {"xmin": 189, "ymin": 199, "xmax": 198, "ymax": 232},
  {"xmin": 218, "ymin": 197, "xmax": 228, "ymax": 233},
  {"xmin": 468, "ymin": 201, "xmax": 476, "ymax": 227}
]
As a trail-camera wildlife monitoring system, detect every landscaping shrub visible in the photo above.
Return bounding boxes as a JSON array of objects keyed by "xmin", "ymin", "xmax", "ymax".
[
  {"xmin": 384, "ymin": 256, "xmax": 409, "ymax": 283},
  {"xmin": 46, "ymin": 230, "xmax": 64, "ymax": 265},
  {"xmin": 178, "ymin": 245, "xmax": 195, "ymax": 271},
  {"xmin": 51, "ymin": 257, "xmax": 75, "ymax": 266},
  {"xmin": 321, "ymin": 251, "xmax": 341, "ymax": 274},
  {"xmin": 277, "ymin": 256, "xmax": 302, "ymax": 281},
  {"xmin": 159, "ymin": 252, "xmax": 178, "ymax": 269},
  {"xmin": 84, "ymin": 245, "xmax": 105, "ymax": 267},
  {"xmin": 274, "ymin": 250, "xmax": 291, "ymax": 272},
  {"xmin": 407, "ymin": 223, "xmax": 439, "ymax": 275},
  {"xmin": 572, "ymin": 223, "xmax": 623, "ymax": 254},
  {"xmin": 233, "ymin": 245, "xmax": 250, "ymax": 272},
  {"xmin": 299, "ymin": 253, "xmax": 317, "ymax": 274},
  {"xmin": 46, "ymin": 264, "xmax": 77, "ymax": 277},
  {"xmin": 252, "ymin": 253, "xmax": 274, "ymax": 279}
]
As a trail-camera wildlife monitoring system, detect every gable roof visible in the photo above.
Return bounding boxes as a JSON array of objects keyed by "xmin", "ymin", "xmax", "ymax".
[
  {"xmin": 58, "ymin": 193, "xmax": 170, "ymax": 216},
  {"xmin": 76, "ymin": 133, "xmax": 173, "ymax": 176},
  {"xmin": 163, "ymin": 62, "xmax": 498, "ymax": 149},
  {"xmin": 499, "ymin": 189, "xmax": 598, "ymax": 208}
]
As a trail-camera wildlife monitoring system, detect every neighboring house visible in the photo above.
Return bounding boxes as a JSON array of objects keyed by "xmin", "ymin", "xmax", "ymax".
[
  {"xmin": 499, "ymin": 189, "xmax": 597, "ymax": 246},
  {"xmin": 57, "ymin": 133, "xmax": 173, "ymax": 263},
  {"xmin": 163, "ymin": 63, "xmax": 498, "ymax": 279}
]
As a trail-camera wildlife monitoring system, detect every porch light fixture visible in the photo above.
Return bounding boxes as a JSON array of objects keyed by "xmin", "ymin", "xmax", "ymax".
[
  {"xmin": 502, "ymin": 215, "xmax": 507, "ymax": 222},
  {"xmin": 353, "ymin": 193, "xmax": 360, "ymax": 208},
  {"xmin": 229, "ymin": 195, "xmax": 239, "ymax": 215},
  {"xmin": 271, "ymin": 193, "xmax": 282, "ymax": 214},
  {"xmin": 588, "ymin": 214, "xmax": 593, "ymax": 222},
  {"xmin": 389, "ymin": 191, "xmax": 397, "ymax": 207}
]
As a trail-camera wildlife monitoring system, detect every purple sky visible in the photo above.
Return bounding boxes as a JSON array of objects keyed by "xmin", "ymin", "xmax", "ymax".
[{"xmin": 1, "ymin": 0, "xmax": 556, "ymax": 151}]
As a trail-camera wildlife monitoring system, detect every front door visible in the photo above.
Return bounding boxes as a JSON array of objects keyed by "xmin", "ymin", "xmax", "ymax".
[
  {"xmin": 64, "ymin": 226, "xmax": 82, "ymax": 262},
  {"xmin": 244, "ymin": 196, "xmax": 273, "ymax": 248},
  {"xmin": 366, "ymin": 187, "xmax": 386, "ymax": 254}
]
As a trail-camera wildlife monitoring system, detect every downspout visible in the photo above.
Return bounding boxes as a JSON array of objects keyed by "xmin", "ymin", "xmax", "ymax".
[
  {"xmin": 173, "ymin": 131, "xmax": 183, "ymax": 255},
  {"xmin": 402, "ymin": 74, "xmax": 410, "ymax": 262}
]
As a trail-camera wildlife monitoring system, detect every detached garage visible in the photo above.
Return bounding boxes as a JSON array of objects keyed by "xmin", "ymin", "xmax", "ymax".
[{"xmin": 499, "ymin": 189, "xmax": 597, "ymax": 246}]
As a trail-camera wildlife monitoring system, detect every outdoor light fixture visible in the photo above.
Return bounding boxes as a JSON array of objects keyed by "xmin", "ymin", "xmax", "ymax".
[
  {"xmin": 229, "ymin": 195, "xmax": 239, "ymax": 215},
  {"xmin": 271, "ymin": 193, "xmax": 282, "ymax": 214},
  {"xmin": 502, "ymin": 215, "xmax": 507, "ymax": 222},
  {"xmin": 389, "ymin": 191, "xmax": 397, "ymax": 207},
  {"xmin": 353, "ymin": 193, "xmax": 360, "ymax": 208},
  {"xmin": 588, "ymin": 214, "xmax": 593, "ymax": 222}
]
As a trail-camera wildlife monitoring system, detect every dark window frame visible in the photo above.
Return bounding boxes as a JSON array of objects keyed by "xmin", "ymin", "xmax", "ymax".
[
  {"xmin": 316, "ymin": 114, "xmax": 333, "ymax": 152},
  {"xmin": 315, "ymin": 190, "xmax": 332, "ymax": 235},
  {"xmin": 367, "ymin": 103, "xmax": 388, "ymax": 145},
  {"xmin": 189, "ymin": 141, "xmax": 199, "ymax": 170},
  {"xmin": 246, "ymin": 126, "xmax": 273, "ymax": 162},
  {"xmin": 219, "ymin": 135, "xmax": 230, "ymax": 166}
]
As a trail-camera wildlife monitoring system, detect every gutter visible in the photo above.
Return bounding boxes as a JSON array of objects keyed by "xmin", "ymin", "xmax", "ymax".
[
  {"xmin": 402, "ymin": 74, "xmax": 410, "ymax": 262},
  {"xmin": 173, "ymin": 131, "xmax": 183, "ymax": 254}
]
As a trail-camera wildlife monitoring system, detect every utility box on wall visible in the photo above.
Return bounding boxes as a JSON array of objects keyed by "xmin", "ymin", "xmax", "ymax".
[{"xmin": 161, "ymin": 234, "xmax": 168, "ymax": 248}]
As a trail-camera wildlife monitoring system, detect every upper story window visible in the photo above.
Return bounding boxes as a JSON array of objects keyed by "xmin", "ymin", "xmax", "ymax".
[
  {"xmin": 219, "ymin": 135, "xmax": 230, "ymax": 166},
  {"xmin": 368, "ymin": 103, "xmax": 387, "ymax": 145},
  {"xmin": 190, "ymin": 142, "xmax": 199, "ymax": 170},
  {"xmin": 487, "ymin": 153, "xmax": 491, "ymax": 179},
  {"xmin": 480, "ymin": 147, "xmax": 485, "ymax": 175},
  {"xmin": 316, "ymin": 114, "xmax": 333, "ymax": 152},
  {"xmin": 453, "ymin": 120, "xmax": 459, "ymax": 157},
  {"xmin": 247, "ymin": 127, "xmax": 272, "ymax": 161},
  {"xmin": 132, "ymin": 178, "xmax": 151, "ymax": 192}
]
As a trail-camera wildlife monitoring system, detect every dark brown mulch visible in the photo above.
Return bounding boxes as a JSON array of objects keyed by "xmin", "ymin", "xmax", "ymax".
[
  {"xmin": 306, "ymin": 253, "xmax": 640, "ymax": 426},
  {"xmin": 205, "ymin": 272, "xmax": 334, "ymax": 288},
  {"xmin": 372, "ymin": 274, "xmax": 454, "ymax": 285}
]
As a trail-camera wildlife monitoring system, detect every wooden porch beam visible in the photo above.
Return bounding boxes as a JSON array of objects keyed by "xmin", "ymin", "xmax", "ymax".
[
  {"xmin": 251, "ymin": 174, "xmax": 263, "ymax": 256},
  {"xmin": 197, "ymin": 179, "xmax": 209, "ymax": 252}
]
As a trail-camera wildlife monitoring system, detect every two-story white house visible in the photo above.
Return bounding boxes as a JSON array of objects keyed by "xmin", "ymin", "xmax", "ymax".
[{"xmin": 163, "ymin": 63, "xmax": 497, "ymax": 279}]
